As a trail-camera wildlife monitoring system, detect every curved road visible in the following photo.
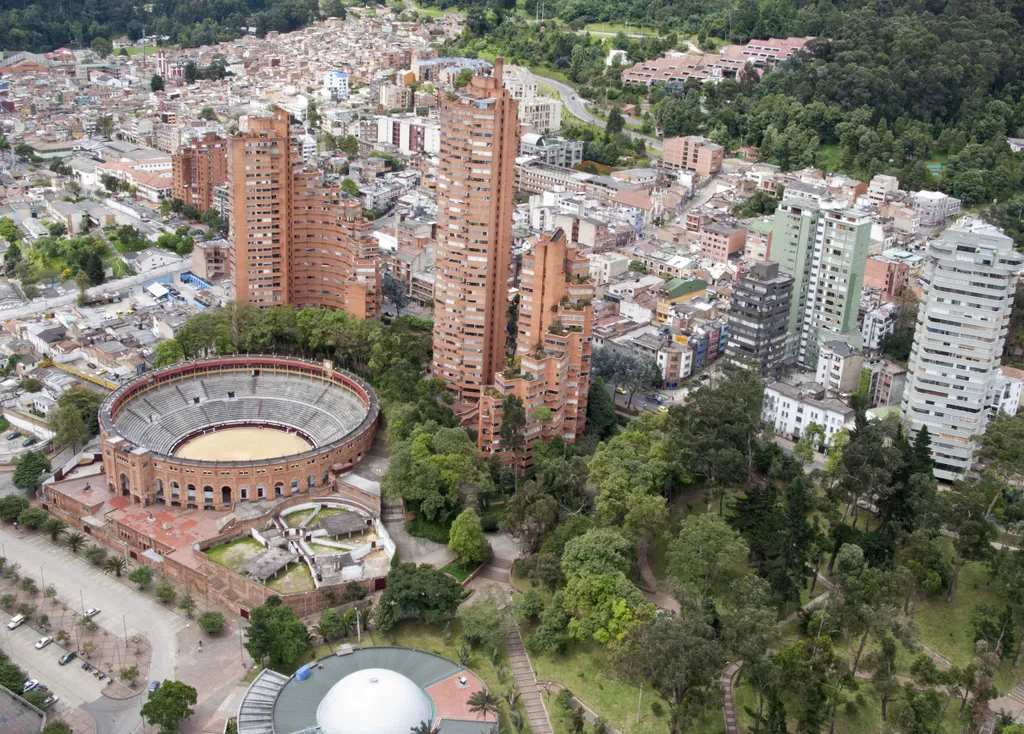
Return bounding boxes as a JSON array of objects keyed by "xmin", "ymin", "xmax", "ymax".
[{"xmin": 532, "ymin": 74, "xmax": 664, "ymax": 154}]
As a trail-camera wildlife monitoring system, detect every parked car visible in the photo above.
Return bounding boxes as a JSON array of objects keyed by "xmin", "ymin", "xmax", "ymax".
[
  {"xmin": 658, "ymin": 405, "xmax": 669, "ymax": 414},
  {"xmin": 7, "ymin": 614, "xmax": 26, "ymax": 630},
  {"xmin": 35, "ymin": 636, "xmax": 53, "ymax": 650},
  {"xmin": 58, "ymin": 651, "xmax": 77, "ymax": 666},
  {"xmin": 148, "ymin": 681, "xmax": 161, "ymax": 693},
  {"xmin": 6, "ymin": 431, "xmax": 20, "ymax": 440},
  {"xmin": 615, "ymin": 387, "xmax": 627, "ymax": 395},
  {"xmin": 83, "ymin": 608, "xmax": 100, "ymax": 618},
  {"xmin": 22, "ymin": 437, "xmax": 37, "ymax": 447},
  {"xmin": 41, "ymin": 694, "xmax": 58, "ymax": 708},
  {"xmin": 22, "ymin": 680, "xmax": 39, "ymax": 694}
]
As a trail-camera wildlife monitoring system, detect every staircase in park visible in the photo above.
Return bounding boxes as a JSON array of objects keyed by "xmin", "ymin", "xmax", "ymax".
[
  {"xmin": 505, "ymin": 626, "xmax": 554, "ymax": 734},
  {"xmin": 476, "ymin": 556, "xmax": 512, "ymax": 583}
]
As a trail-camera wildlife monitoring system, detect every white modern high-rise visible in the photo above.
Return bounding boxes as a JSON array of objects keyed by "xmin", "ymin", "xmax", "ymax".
[
  {"xmin": 770, "ymin": 185, "xmax": 872, "ymax": 368},
  {"xmin": 900, "ymin": 217, "xmax": 1023, "ymax": 481}
]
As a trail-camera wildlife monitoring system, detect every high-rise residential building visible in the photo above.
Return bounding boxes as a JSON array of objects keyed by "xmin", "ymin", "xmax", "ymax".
[
  {"xmin": 171, "ymin": 133, "xmax": 228, "ymax": 213},
  {"xmin": 901, "ymin": 217, "xmax": 1023, "ymax": 481},
  {"xmin": 432, "ymin": 59, "xmax": 519, "ymax": 405},
  {"xmin": 226, "ymin": 107, "xmax": 380, "ymax": 316},
  {"xmin": 770, "ymin": 186, "xmax": 872, "ymax": 367},
  {"xmin": 726, "ymin": 261, "xmax": 793, "ymax": 378},
  {"xmin": 478, "ymin": 228, "xmax": 594, "ymax": 465}
]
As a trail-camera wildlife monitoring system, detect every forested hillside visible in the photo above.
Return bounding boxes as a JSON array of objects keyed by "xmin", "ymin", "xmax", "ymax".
[
  {"xmin": 0, "ymin": 0, "xmax": 335, "ymax": 52},
  {"xmin": 441, "ymin": 0, "xmax": 1024, "ymax": 241}
]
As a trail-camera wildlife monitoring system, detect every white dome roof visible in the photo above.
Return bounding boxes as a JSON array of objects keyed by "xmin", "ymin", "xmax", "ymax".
[{"xmin": 316, "ymin": 667, "xmax": 433, "ymax": 734}]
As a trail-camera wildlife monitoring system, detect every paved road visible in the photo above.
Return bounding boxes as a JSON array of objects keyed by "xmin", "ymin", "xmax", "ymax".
[
  {"xmin": 532, "ymin": 73, "xmax": 664, "ymax": 153},
  {"xmin": 0, "ymin": 527, "xmax": 190, "ymax": 734},
  {"xmin": 0, "ymin": 606, "xmax": 107, "ymax": 714}
]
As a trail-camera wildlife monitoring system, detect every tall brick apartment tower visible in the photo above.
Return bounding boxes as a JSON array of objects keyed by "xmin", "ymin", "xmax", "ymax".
[
  {"xmin": 432, "ymin": 59, "xmax": 519, "ymax": 406},
  {"xmin": 172, "ymin": 133, "xmax": 228, "ymax": 213},
  {"xmin": 478, "ymin": 228, "xmax": 594, "ymax": 466},
  {"xmin": 226, "ymin": 107, "xmax": 380, "ymax": 316}
]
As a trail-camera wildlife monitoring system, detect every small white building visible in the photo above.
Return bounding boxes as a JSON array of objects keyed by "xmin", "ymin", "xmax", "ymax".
[
  {"xmin": 861, "ymin": 302, "xmax": 896, "ymax": 353},
  {"xmin": 763, "ymin": 380, "xmax": 854, "ymax": 445},
  {"xmin": 323, "ymin": 70, "xmax": 350, "ymax": 101},
  {"xmin": 815, "ymin": 341, "xmax": 863, "ymax": 394},
  {"xmin": 589, "ymin": 252, "xmax": 631, "ymax": 285}
]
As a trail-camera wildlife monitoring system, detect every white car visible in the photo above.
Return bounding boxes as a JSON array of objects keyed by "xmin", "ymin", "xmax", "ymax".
[
  {"xmin": 22, "ymin": 679, "xmax": 39, "ymax": 694},
  {"xmin": 34, "ymin": 636, "xmax": 53, "ymax": 650},
  {"xmin": 6, "ymin": 614, "xmax": 25, "ymax": 630},
  {"xmin": 83, "ymin": 608, "xmax": 100, "ymax": 618}
]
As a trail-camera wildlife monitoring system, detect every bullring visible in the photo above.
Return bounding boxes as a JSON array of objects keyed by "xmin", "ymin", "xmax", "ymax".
[{"xmin": 98, "ymin": 355, "xmax": 378, "ymax": 510}]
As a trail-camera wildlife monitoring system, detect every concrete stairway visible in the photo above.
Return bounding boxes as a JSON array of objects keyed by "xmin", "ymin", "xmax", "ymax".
[
  {"xmin": 477, "ymin": 556, "xmax": 512, "ymax": 583},
  {"xmin": 505, "ymin": 626, "xmax": 553, "ymax": 734}
]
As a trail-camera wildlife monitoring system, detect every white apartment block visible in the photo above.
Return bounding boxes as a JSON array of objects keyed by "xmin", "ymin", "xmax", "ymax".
[
  {"xmin": 763, "ymin": 380, "xmax": 855, "ymax": 445},
  {"xmin": 815, "ymin": 341, "xmax": 863, "ymax": 394},
  {"xmin": 862, "ymin": 302, "xmax": 897, "ymax": 352},
  {"xmin": 900, "ymin": 217, "xmax": 1023, "ymax": 481},
  {"xmin": 502, "ymin": 65, "xmax": 562, "ymax": 132},
  {"xmin": 518, "ymin": 97, "xmax": 562, "ymax": 133},
  {"xmin": 909, "ymin": 190, "xmax": 962, "ymax": 227},
  {"xmin": 589, "ymin": 252, "xmax": 630, "ymax": 285}
]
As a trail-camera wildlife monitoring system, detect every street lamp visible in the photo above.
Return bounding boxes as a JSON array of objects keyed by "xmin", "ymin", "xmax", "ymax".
[{"xmin": 40, "ymin": 563, "xmax": 45, "ymax": 595}]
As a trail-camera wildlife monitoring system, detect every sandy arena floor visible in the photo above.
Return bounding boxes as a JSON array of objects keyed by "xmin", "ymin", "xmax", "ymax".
[{"xmin": 174, "ymin": 426, "xmax": 311, "ymax": 461}]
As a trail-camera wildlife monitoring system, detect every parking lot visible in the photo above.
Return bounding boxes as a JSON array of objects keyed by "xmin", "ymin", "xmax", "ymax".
[{"xmin": 0, "ymin": 610, "xmax": 108, "ymax": 716}]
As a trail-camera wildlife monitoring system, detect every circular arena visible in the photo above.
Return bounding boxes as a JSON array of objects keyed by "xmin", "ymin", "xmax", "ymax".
[
  {"xmin": 237, "ymin": 647, "xmax": 497, "ymax": 734},
  {"xmin": 99, "ymin": 356, "xmax": 379, "ymax": 510}
]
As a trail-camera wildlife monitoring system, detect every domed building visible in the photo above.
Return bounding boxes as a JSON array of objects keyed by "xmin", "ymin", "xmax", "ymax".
[{"xmin": 237, "ymin": 647, "xmax": 497, "ymax": 734}]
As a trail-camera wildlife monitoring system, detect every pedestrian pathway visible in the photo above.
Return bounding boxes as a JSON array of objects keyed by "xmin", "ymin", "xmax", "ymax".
[
  {"xmin": 505, "ymin": 626, "xmax": 553, "ymax": 734},
  {"xmin": 476, "ymin": 556, "xmax": 512, "ymax": 584},
  {"xmin": 635, "ymin": 540, "xmax": 680, "ymax": 613},
  {"xmin": 721, "ymin": 662, "xmax": 742, "ymax": 734}
]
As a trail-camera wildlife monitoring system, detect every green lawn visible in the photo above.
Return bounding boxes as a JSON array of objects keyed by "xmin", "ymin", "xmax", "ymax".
[
  {"xmin": 317, "ymin": 508, "xmax": 351, "ymax": 520},
  {"xmin": 527, "ymin": 638, "xmax": 679, "ymax": 734},
  {"xmin": 441, "ymin": 558, "xmax": 482, "ymax": 582},
  {"xmin": 284, "ymin": 509, "xmax": 314, "ymax": 528},
  {"xmin": 205, "ymin": 536, "xmax": 264, "ymax": 572},
  {"xmin": 125, "ymin": 45, "xmax": 160, "ymax": 56},
  {"xmin": 582, "ymin": 22, "xmax": 659, "ymax": 35},
  {"xmin": 266, "ymin": 561, "xmax": 315, "ymax": 593},
  {"xmin": 529, "ymin": 64, "xmax": 572, "ymax": 86}
]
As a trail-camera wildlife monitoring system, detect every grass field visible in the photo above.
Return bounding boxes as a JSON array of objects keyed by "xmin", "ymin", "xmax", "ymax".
[
  {"xmin": 266, "ymin": 561, "xmax": 315, "ymax": 593},
  {"xmin": 582, "ymin": 22, "xmax": 659, "ymax": 35},
  {"xmin": 284, "ymin": 509, "xmax": 314, "ymax": 528},
  {"xmin": 205, "ymin": 536, "xmax": 263, "ymax": 572},
  {"xmin": 441, "ymin": 558, "xmax": 481, "ymax": 582},
  {"xmin": 317, "ymin": 508, "xmax": 351, "ymax": 520}
]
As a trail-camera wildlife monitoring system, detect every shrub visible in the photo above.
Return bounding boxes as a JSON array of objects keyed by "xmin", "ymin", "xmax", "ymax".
[
  {"xmin": 197, "ymin": 611, "xmax": 225, "ymax": 634},
  {"xmin": 404, "ymin": 517, "xmax": 451, "ymax": 544},
  {"xmin": 0, "ymin": 593, "xmax": 15, "ymax": 610},
  {"xmin": 128, "ymin": 566, "xmax": 153, "ymax": 589},
  {"xmin": 650, "ymin": 701, "xmax": 664, "ymax": 717},
  {"xmin": 17, "ymin": 507, "xmax": 48, "ymax": 529},
  {"xmin": 555, "ymin": 689, "xmax": 574, "ymax": 711},
  {"xmin": 342, "ymin": 581, "xmax": 367, "ymax": 603},
  {"xmin": 154, "ymin": 580, "xmax": 176, "ymax": 605},
  {"xmin": 84, "ymin": 546, "xmax": 107, "ymax": 566}
]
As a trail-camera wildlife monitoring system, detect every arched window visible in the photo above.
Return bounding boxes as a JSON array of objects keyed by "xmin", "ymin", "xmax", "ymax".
[
  {"xmin": 171, "ymin": 482, "xmax": 180, "ymax": 498},
  {"xmin": 307, "ymin": 475, "xmax": 316, "ymax": 489},
  {"xmin": 221, "ymin": 486, "xmax": 232, "ymax": 505},
  {"xmin": 274, "ymin": 482, "xmax": 284, "ymax": 498}
]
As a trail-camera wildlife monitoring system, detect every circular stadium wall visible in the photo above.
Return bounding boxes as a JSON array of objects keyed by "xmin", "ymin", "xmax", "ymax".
[{"xmin": 99, "ymin": 356, "xmax": 379, "ymax": 511}]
